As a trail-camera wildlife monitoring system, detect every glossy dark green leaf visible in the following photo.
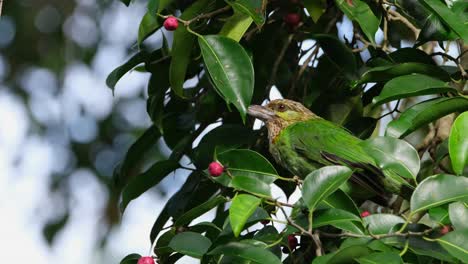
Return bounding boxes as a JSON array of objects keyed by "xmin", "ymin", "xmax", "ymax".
[
  {"xmin": 169, "ymin": 232, "xmax": 212, "ymax": 258},
  {"xmin": 231, "ymin": 175, "xmax": 271, "ymax": 197},
  {"xmin": 229, "ymin": 194, "xmax": 261, "ymax": 237},
  {"xmin": 372, "ymin": 74, "xmax": 456, "ymax": 106},
  {"xmin": 363, "ymin": 214, "xmax": 405, "ymax": 235},
  {"xmin": 120, "ymin": 160, "xmax": 179, "ymax": 213},
  {"xmin": 358, "ymin": 63, "xmax": 451, "ymax": 84},
  {"xmin": 304, "ymin": 0, "xmax": 327, "ymax": 22},
  {"xmin": 356, "ymin": 252, "xmax": 403, "ymax": 264},
  {"xmin": 170, "ymin": 0, "xmax": 215, "ymax": 97},
  {"xmin": 312, "ymin": 34, "xmax": 357, "ymax": 77},
  {"xmin": 150, "ymin": 206, "xmax": 170, "ymax": 242},
  {"xmin": 312, "ymin": 253, "xmax": 336, "ymax": 264},
  {"xmin": 314, "ymin": 208, "xmax": 364, "ymax": 234},
  {"xmin": 199, "ymin": 35, "xmax": 254, "ymax": 122},
  {"xmin": 115, "ymin": 126, "xmax": 161, "ymax": 188},
  {"xmin": 436, "ymin": 230, "xmax": 468, "ymax": 263},
  {"xmin": 120, "ymin": 253, "xmax": 141, "ymax": 264},
  {"xmin": 193, "ymin": 125, "xmax": 255, "ymax": 168},
  {"xmin": 217, "ymin": 149, "xmax": 278, "ymax": 184},
  {"xmin": 388, "ymin": 48, "xmax": 436, "ymax": 65},
  {"xmin": 120, "ymin": 0, "xmax": 131, "ymax": 6},
  {"xmin": 334, "ymin": 0, "xmax": 379, "ymax": 43},
  {"xmin": 328, "ymin": 245, "xmax": 373, "ymax": 264},
  {"xmin": 428, "ymin": 206, "xmax": 450, "ymax": 225},
  {"xmin": 226, "ymin": 0, "xmax": 265, "ymax": 26},
  {"xmin": 175, "ymin": 195, "xmax": 227, "ymax": 227},
  {"xmin": 449, "ymin": 202, "xmax": 468, "ymax": 231},
  {"xmin": 221, "ymin": 207, "xmax": 269, "ymax": 236},
  {"xmin": 318, "ymin": 189, "xmax": 361, "ymax": 215},
  {"xmin": 420, "ymin": 0, "xmax": 468, "ymax": 42},
  {"xmin": 410, "ymin": 174, "xmax": 468, "ymax": 214},
  {"xmin": 406, "ymin": 235, "xmax": 455, "ymax": 262},
  {"xmin": 138, "ymin": 12, "xmax": 159, "ymax": 46},
  {"xmin": 302, "ymin": 166, "xmax": 353, "ymax": 212},
  {"xmin": 219, "ymin": 11, "xmax": 253, "ymax": 42},
  {"xmin": 360, "ymin": 136, "xmax": 420, "ymax": 182},
  {"xmin": 106, "ymin": 52, "xmax": 145, "ymax": 91},
  {"xmin": 208, "ymin": 242, "xmax": 282, "ymax": 264},
  {"xmin": 449, "ymin": 112, "xmax": 468, "ymax": 175},
  {"xmin": 386, "ymin": 97, "xmax": 468, "ymax": 138}
]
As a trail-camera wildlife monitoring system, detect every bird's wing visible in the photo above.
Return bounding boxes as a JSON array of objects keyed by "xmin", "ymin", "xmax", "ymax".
[{"xmin": 283, "ymin": 119, "xmax": 391, "ymax": 199}]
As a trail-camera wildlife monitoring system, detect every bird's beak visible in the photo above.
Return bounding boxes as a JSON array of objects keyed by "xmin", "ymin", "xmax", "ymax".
[{"xmin": 247, "ymin": 105, "xmax": 276, "ymax": 121}]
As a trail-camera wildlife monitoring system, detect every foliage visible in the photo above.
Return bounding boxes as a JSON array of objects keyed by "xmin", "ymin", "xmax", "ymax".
[{"xmin": 113, "ymin": 0, "xmax": 468, "ymax": 263}]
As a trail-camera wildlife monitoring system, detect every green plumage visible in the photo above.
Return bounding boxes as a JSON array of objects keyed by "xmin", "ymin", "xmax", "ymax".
[{"xmin": 271, "ymin": 118, "xmax": 404, "ymax": 197}]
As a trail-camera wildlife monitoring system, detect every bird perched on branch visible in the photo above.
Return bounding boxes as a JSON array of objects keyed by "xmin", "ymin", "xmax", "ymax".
[{"xmin": 248, "ymin": 99, "xmax": 410, "ymax": 200}]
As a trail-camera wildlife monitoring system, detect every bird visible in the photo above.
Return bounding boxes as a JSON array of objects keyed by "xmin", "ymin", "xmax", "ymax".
[{"xmin": 247, "ymin": 99, "xmax": 412, "ymax": 201}]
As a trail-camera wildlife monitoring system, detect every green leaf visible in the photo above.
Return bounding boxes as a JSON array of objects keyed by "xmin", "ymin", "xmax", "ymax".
[
  {"xmin": 318, "ymin": 189, "xmax": 361, "ymax": 215},
  {"xmin": 304, "ymin": 0, "xmax": 327, "ymax": 22},
  {"xmin": 372, "ymin": 74, "xmax": 457, "ymax": 106},
  {"xmin": 106, "ymin": 52, "xmax": 145, "ymax": 91},
  {"xmin": 120, "ymin": 253, "xmax": 141, "ymax": 264},
  {"xmin": 449, "ymin": 202, "xmax": 468, "ymax": 231},
  {"xmin": 138, "ymin": 12, "xmax": 159, "ymax": 46},
  {"xmin": 356, "ymin": 252, "xmax": 403, "ymax": 264},
  {"xmin": 362, "ymin": 214, "xmax": 405, "ymax": 235},
  {"xmin": 219, "ymin": 11, "xmax": 253, "ymax": 42},
  {"xmin": 386, "ymin": 97, "xmax": 468, "ymax": 138},
  {"xmin": 328, "ymin": 245, "xmax": 373, "ymax": 264},
  {"xmin": 360, "ymin": 136, "xmax": 420, "ymax": 182},
  {"xmin": 170, "ymin": 0, "xmax": 215, "ymax": 97},
  {"xmin": 193, "ymin": 125, "xmax": 255, "ymax": 168},
  {"xmin": 231, "ymin": 175, "xmax": 271, "ymax": 197},
  {"xmin": 198, "ymin": 35, "xmax": 254, "ymax": 122},
  {"xmin": 358, "ymin": 63, "xmax": 451, "ymax": 84},
  {"xmin": 169, "ymin": 232, "xmax": 212, "ymax": 258},
  {"xmin": 436, "ymin": 230, "xmax": 468, "ymax": 263},
  {"xmin": 226, "ymin": 0, "xmax": 265, "ymax": 26},
  {"xmin": 449, "ymin": 112, "xmax": 468, "ymax": 175},
  {"xmin": 229, "ymin": 194, "xmax": 261, "ymax": 237},
  {"xmin": 217, "ymin": 149, "xmax": 278, "ymax": 185},
  {"xmin": 208, "ymin": 242, "xmax": 282, "ymax": 264},
  {"xmin": 312, "ymin": 34, "xmax": 357, "ymax": 77},
  {"xmin": 120, "ymin": 160, "xmax": 179, "ymax": 213},
  {"xmin": 410, "ymin": 174, "xmax": 468, "ymax": 214},
  {"xmin": 428, "ymin": 206, "xmax": 450, "ymax": 225},
  {"xmin": 174, "ymin": 195, "xmax": 227, "ymax": 227},
  {"xmin": 314, "ymin": 208, "xmax": 364, "ymax": 234},
  {"xmin": 120, "ymin": 0, "xmax": 131, "ymax": 6},
  {"xmin": 420, "ymin": 0, "xmax": 468, "ymax": 42},
  {"xmin": 334, "ymin": 0, "xmax": 379, "ymax": 43},
  {"xmin": 302, "ymin": 166, "xmax": 353, "ymax": 212},
  {"xmin": 115, "ymin": 126, "xmax": 161, "ymax": 188}
]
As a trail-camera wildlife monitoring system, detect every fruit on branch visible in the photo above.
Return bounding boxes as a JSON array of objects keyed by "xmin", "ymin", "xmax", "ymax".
[
  {"xmin": 163, "ymin": 16, "xmax": 179, "ymax": 31},
  {"xmin": 440, "ymin": 225, "xmax": 452, "ymax": 235},
  {"xmin": 288, "ymin": 235, "xmax": 298, "ymax": 249},
  {"xmin": 137, "ymin": 256, "xmax": 155, "ymax": 264},
  {"xmin": 247, "ymin": 99, "xmax": 411, "ymax": 201},
  {"xmin": 283, "ymin": 13, "xmax": 301, "ymax": 27},
  {"xmin": 360, "ymin": 211, "xmax": 371, "ymax": 217},
  {"xmin": 208, "ymin": 161, "xmax": 224, "ymax": 177}
]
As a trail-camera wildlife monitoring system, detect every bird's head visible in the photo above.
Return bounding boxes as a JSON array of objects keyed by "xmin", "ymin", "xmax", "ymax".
[
  {"xmin": 248, "ymin": 99, "xmax": 318, "ymax": 141},
  {"xmin": 248, "ymin": 99, "xmax": 317, "ymax": 124}
]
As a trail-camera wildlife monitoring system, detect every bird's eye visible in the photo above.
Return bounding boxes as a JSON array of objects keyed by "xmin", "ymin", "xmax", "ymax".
[{"xmin": 278, "ymin": 104, "xmax": 286, "ymax": 112}]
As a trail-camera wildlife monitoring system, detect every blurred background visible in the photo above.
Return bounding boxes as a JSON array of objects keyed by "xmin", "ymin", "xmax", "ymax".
[{"xmin": 0, "ymin": 0, "xmax": 194, "ymax": 262}]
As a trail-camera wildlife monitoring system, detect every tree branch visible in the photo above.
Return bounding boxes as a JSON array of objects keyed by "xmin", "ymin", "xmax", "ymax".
[{"xmin": 387, "ymin": 9, "xmax": 420, "ymax": 39}]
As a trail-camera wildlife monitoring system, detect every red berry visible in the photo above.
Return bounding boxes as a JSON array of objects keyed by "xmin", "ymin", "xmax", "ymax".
[
  {"xmin": 163, "ymin": 16, "xmax": 179, "ymax": 31},
  {"xmin": 283, "ymin": 13, "xmax": 301, "ymax": 27},
  {"xmin": 440, "ymin": 225, "xmax": 452, "ymax": 235},
  {"xmin": 208, "ymin": 161, "xmax": 224, "ymax": 177},
  {"xmin": 287, "ymin": 235, "xmax": 298, "ymax": 249},
  {"xmin": 360, "ymin": 211, "xmax": 371, "ymax": 217},
  {"xmin": 137, "ymin": 256, "xmax": 154, "ymax": 264},
  {"xmin": 261, "ymin": 220, "xmax": 270, "ymax": 225}
]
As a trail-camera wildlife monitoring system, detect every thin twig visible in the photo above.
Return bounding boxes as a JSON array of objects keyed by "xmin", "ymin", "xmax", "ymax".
[
  {"xmin": 278, "ymin": 206, "xmax": 311, "ymax": 237},
  {"xmin": 266, "ymin": 34, "xmax": 294, "ymax": 96},
  {"xmin": 159, "ymin": 5, "xmax": 231, "ymax": 26},
  {"xmin": 431, "ymin": 52, "xmax": 467, "ymax": 78},
  {"xmin": 312, "ymin": 230, "xmax": 323, "ymax": 256},
  {"xmin": 318, "ymin": 228, "xmax": 433, "ymax": 239},
  {"xmin": 387, "ymin": 9, "xmax": 420, "ymax": 39}
]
